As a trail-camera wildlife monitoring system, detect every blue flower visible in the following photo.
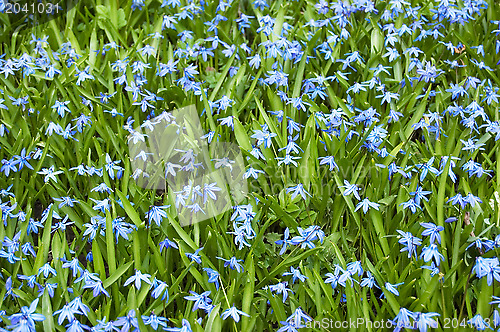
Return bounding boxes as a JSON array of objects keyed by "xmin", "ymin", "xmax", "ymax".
[
  {"xmin": 13, "ymin": 148, "xmax": 33, "ymax": 171},
  {"xmin": 390, "ymin": 308, "xmax": 415, "ymax": 330},
  {"xmin": 115, "ymin": 310, "xmax": 139, "ymax": 331},
  {"xmin": 159, "ymin": 237, "xmax": 178, "ymax": 252},
  {"xmin": 420, "ymin": 222, "xmax": 444, "ymax": 244},
  {"xmin": 286, "ymin": 184, "xmax": 311, "ymax": 200},
  {"xmin": 318, "ymin": 156, "xmax": 338, "ymax": 171},
  {"xmin": 218, "ymin": 116, "xmax": 234, "ymax": 129},
  {"xmin": 185, "ymin": 247, "xmax": 204, "ymax": 264},
  {"xmin": 243, "ymin": 167, "xmax": 265, "ymax": 179},
  {"xmin": 415, "ymin": 157, "xmax": 440, "ymax": 181},
  {"xmin": 468, "ymin": 314, "xmax": 491, "ymax": 330},
  {"xmin": 399, "ymin": 198, "xmax": 422, "ymax": 213},
  {"xmin": 422, "ymin": 261, "xmax": 441, "ymax": 278},
  {"xmin": 290, "ymin": 226, "xmax": 324, "ymax": 249},
  {"xmin": 410, "ymin": 187, "xmax": 431, "ymax": 206},
  {"xmin": 68, "ymin": 297, "xmax": 89, "ymax": 317},
  {"xmin": 275, "ymin": 228, "xmax": 293, "ymax": 255},
  {"xmin": 447, "ymin": 193, "xmax": 467, "ymax": 209},
  {"xmin": 38, "ymin": 282, "xmax": 58, "ymax": 298},
  {"xmin": 276, "ymin": 154, "xmax": 301, "ymax": 167},
  {"xmin": 282, "ymin": 266, "xmax": 307, "ymax": 284},
  {"xmin": 384, "ymin": 282, "xmax": 404, "ymax": 296},
  {"xmin": 473, "ymin": 257, "xmax": 500, "ymax": 285},
  {"xmin": 203, "ymin": 268, "xmax": 220, "ymax": 290},
  {"xmin": 217, "ymin": 256, "xmax": 244, "ymax": 273},
  {"xmin": 184, "ymin": 291, "xmax": 213, "ymax": 313},
  {"xmin": 7, "ymin": 298, "xmax": 45, "ymax": 331},
  {"xmin": 221, "ymin": 305, "xmax": 250, "ymax": 322},
  {"xmin": 18, "ymin": 274, "xmax": 38, "ymax": 289},
  {"xmin": 355, "ymin": 198, "xmax": 380, "ymax": 214},
  {"xmin": 1, "ymin": 158, "xmax": 17, "ymax": 176},
  {"xmin": 151, "ymin": 278, "xmax": 169, "ymax": 301},
  {"xmin": 82, "ymin": 279, "xmax": 109, "ymax": 297},
  {"xmin": 267, "ymin": 281, "xmax": 293, "ymax": 303},
  {"xmin": 277, "ymin": 320, "xmax": 304, "ymax": 332},
  {"xmin": 124, "ymin": 269, "xmax": 152, "ymax": 290},
  {"xmin": 37, "ymin": 166, "xmax": 63, "ymax": 183},
  {"xmin": 54, "ymin": 196, "xmax": 79, "ymax": 208},
  {"xmin": 346, "ymin": 261, "xmax": 363, "ymax": 277},
  {"xmin": 460, "ymin": 137, "xmax": 485, "ymax": 154},
  {"xmin": 464, "ymin": 193, "xmax": 483, "ymax": 207},
  {"xmin": 38, "ymin": 263, "xmax": 57, "ymax": 278},
  {"xmin": 420, "ymin": 244, "xmax": 444, "ymax": 266},
  {"xmin": 284, "ymin": 307, "xmax": 312, "ymax": 328},
  {"xmin": 416, "ymin": 61, "xmax": 443, "ymax": 83},
  {"xmin": 251, "ymin": 126, "xmax": 277, "ymax": 148},
  {"xmin": 360, "ymin": 271, "xmax": 379, "ymax": 289},
  {"xmin": 62, "ymin": 258, "xmax": 83, "ymax": 277},
  {"xmin": 340, "ymin": 180, "xmax": 361, "ymax": 200},
  {"xmin": 164, "ymin": 319, "xmax": 192, "ymax": 332},
  {"xmin": 142, "ymin": 312, "xmax": 168, "ymax": 330},
  {"xmin": 325, "ymin": 265, "xmax": 354, "ymax": 289},
  {"xmin": 146, "ymin": 205, "xmax": 170, "ymax": 226},
  {"xmin": 54, "ymin": 303, "xmax": 80, "ymax": 325},
  {"xmin": 104, "ymin": 153, "xmax": 123, "ymax": 179},
  {"xmin": 494, "ymin": 310, "xmax": 500, "ymax": 329},
  {"xmin": 444, "ymin": 217, "xmax": 457, "ymax": 223},
  {"xmin": 446, "ymin": 83, "xmax": 468, "ymax": 100}
]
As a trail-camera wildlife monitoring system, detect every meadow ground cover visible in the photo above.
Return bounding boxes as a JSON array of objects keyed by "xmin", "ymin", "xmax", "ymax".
[{"xmin": 0, "ymin": 0, "xmax": 499, "ymax": 331}]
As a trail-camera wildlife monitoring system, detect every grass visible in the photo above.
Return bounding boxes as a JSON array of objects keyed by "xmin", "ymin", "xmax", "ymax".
[{"xmin": 0, "ymin": 0, "xmax": 499, "ymax": 331}]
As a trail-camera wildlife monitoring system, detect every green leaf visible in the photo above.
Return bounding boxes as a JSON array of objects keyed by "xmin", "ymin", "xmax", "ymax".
[{"xmin": 115, "ymin": 189, "xmax": 143, "ymax": 227}]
